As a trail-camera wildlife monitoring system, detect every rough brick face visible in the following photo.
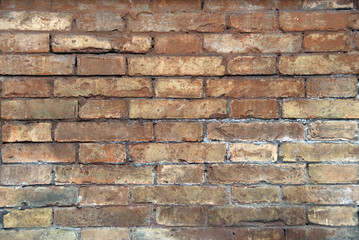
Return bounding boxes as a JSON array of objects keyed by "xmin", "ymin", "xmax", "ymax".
[{"xmin": 1, "ymin": 0, "xmax": 358, "ymax": 237}]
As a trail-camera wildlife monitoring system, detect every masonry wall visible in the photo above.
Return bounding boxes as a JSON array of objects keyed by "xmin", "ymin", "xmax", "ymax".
[{"xmin": 0, "ymin": 0, "xmax": 359, "ymax": 239}]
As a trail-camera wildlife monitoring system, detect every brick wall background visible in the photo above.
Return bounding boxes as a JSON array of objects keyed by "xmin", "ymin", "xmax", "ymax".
[{"xmin": 0, "ymin": 0, "xmax": 359, "ymax": 239}]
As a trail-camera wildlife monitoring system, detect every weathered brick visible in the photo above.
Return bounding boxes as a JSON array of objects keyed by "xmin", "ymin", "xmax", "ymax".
[
  {"xmin": 155, "ymin": 122, "xmax": 203, "ymax": 142},
  {"xmin": 54, "ymin": 77, "xmax": 152, "ymax": 97},
  {"xmin": 79, "ymin": 186, "xmax": 129, "ymax": 205},
  {"xmin": 306, "ymin": 76, "xmax": 357, "ymax": 98},
  {"xmin": 51, "ymin": 0, "xmax": 149, "ymax": 12},
  {"xmin": 155, "ymin": 35, "xmax": 202, "ymax": 54},
  {"xmin": 208, "ymin": 206, "xmax": 305, "ymax": 226},
  {"xmin": 132, "ymin": 228, "xmax": 233, "ymax": 240},
  {"xmin": 128, "ymin": 13, "xmax": 225, "ymax": 32},
  {"xmin": 286, "ymin": 228, "xmax": 359, "ymax": 240},
  {"xmin": 283, "ymin": 99, "xmax": 359, "ymax": 118},
  {"xmin": 79, "ymin": 100, "xmax": 127, "ymax": 119},
  {"xmin": 132, "ymin": 186, "xmax": 228, "ymax": 205},
  {"xmin": 308, "ymin": 207, "xmax": 358, "ymax": 226},
  {"xmin": 308, "ymin": 121, "xmax": 358, "ymax": 141},
  {"xmin": 231, "ymin": 186, "xmax": 281, "ymax": 204},
  {"xmin": 150, "ymin": 0, "xmax": 201, "ymax": 11},
  {"xmin": 54, "ymin": 207, "xmax": 152, "ymax": 227},
  {"xmin": 75, "ymin": 12, "xmax": 125, "ymax": 31},
  {"xmin": 156, "ymin": 165, "xmax": 204, "ymax": 184},
  {"xmin": 55, "ymin": 165, "xmax": 153, "ymax": 184},
  {"xmin": 0, "ymin": 164, "xmax": 52, "ymax": 185},
  {"xmin": 303, "ymin": 0, "xmax": 354, "ymax": 9},
  {"xmin": 354, "ymin": 31, "xmax": 359, "ymax": 49},
  {"xmin": 129, "ymin": 143, "xmax": 226, "ymax": 163},
  {"xmin": 77, "ymin": 55, "xmax": 126, "ymax": 75},
  {"xmin": 0, "ymin": 229, "xmax": 77, "ymax": 240},
  {"xmin": 0, "ymin": 186, "xmax": 78, "ymax": 207},
  {"xmin": 204, "ymin": 0, "xmax": 301, "ymax": 11},
  {"xmin": 55, "ymin": 121, "xmax": 152, "ymax": 142},
  {"xmin": 52, "ymin": 34, "xmax": 151, "ymax": 53},
  {"xmin": 3, "ymin": 208, "xmax": 52, "ymax": 228},
  {"xmin": 280, "ymin": 12, "xmax": 351, "ymax": 31},
  {"xmin": 207, "ymin": 122, "xmax": 305, "ymax": 141},
  {"xmin": 154, "ymin": 78, "xmax": 203, "ymax": 98},
  {"xmin": 304, "ymin": 32, "xmax": 351, "ymax": 52},
  {"xmin": 0, "ymin": 55, "xmax": 74, "ymax": 75},
  {"xmin": 309, "ymin": 164, "xmax": 358, "ymax": 183},
  {"xmin": 229, "ymin": 143, "xmax": 277, "ymax": 162},
  {"xmin": 206, "ymin": 78, "xmax": 305, "ymax": 98},
  {"xmin": 280, "ymin": 143, "xmax": 359, "ymax": 162},
  {"xmin": 227, "ymin": 56, "xmax": 276, "ymax": 75},
  {"xmin": 2, "ymin": 99, "xmax": 78, "ymax": 120},
  {"xmin": 234, "ymin": 229, "xmax": 284, "ymax": 240},
  {"xmin": 230, "ymin": 99, "xmax": 279, "ymax": 119},
  {"xmin": 2, "ymin": 122, "xmax": 52, "ymax": 142},
  {"xmin": 0, "ymin": 33, "xmax": 49, "ymax": 52},
  {"xmin": 2, "ymin": 143, "xmax": 76, "ymax": 163},
  {"xmin": 229, "ymin": 13, "xmax": 277, "ymax": 32},
  {"xmin": 203, "ymin": 0, "xmax": 242, "ymax": 11},
  {"xmin": 204, "ymin": 34, "xmax": 301, "ymax": 53},
  {"xmin": 81, "ymin": 229, "xmax": 129, "ymax": 240},
  {"xmin": 129, "ymin": 99, "xmax": 227, "ymax": 119},
  {"xmin": 0, "ymin": 11, "xmax": 72, "ymax": 31},
  {"xmin": 128, "ymin": 56, "xmax": 225, "ymax": 76},
  {"xmin": 280, "ymin": 54, "xmax": 359, "ymax": 75},
  {"xmin": 79, "ymin": 143, "xmax": 126, "ymax": 163},
  {"xmin": 207, "ymin": 164, "xmax": 306, "ymax": 184},
  {"xmin": 156, "ymin": 207, "xmax": 205, "ymax": 226},
  {"xmin": 282, "ymin": 185, "xmax": 359, "ymax": 204},
  {"xmin": 0, "ymin": 0, "xmax": 51, "ymax": 10},
  {"xmin": 2, "ymin": 77, "xmax": 52, "ymax": 98}
]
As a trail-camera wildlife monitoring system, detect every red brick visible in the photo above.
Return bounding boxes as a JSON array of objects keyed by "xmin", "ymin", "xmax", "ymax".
[
  {"xmin": 79, "ymin": 143, "xmax": 126, "ymax": 163},
  {"xmin": 280, "ymin": 12, "xmax": 351, "ymax": 31},
  {"xmin": 0, "ymin": 33, "xmax": 49, "ymax": 52},
  {"xmin": 54, "ymin": 77, "xmax": 152, "ymax": 97},
  {"xmin": 308, "ymin": 121, "xmax": 358, "ymax": 141},
  {"xmin": 0, "ymin": 11, "xmax": 72, "ymax": 31},
  {"xmin": 129, "ymin": 143, "xmax": 226, "ymax": 163},
  {"xmin": 280, "ymin": 54, "xmax": 359, "ymax": 75},
  {"xmin": 306, "ymin": 77, "xmax": 357, "ymax": 98},
  {"xmin": 0, "ymin": 164, "xmax": 52, "ymax": 185},
  {"xmin": 77, "ymin": 55, "xmax": 126, "ymax": 75},
  {"xmin": 0, "ymin": 55, "xmax": 74, "ymax": 75},
  {"xmin": 208, "ymin": 206, "xmax": 306, "ymax": 226},
  {"xmin": 227, "ymin": 56, "xmax": 276, "ymax": 75},
  {"xmin": 55, "ymin": 165, "xmax": 153, "ymax": 184},
  {"xmin": 2, "ymin": 77, "xmax": 52, "ymax": 98},
  {"xmin": 75, "ymin": 13, "xmax": 125, "ymax": 31},
  {"xmin": 2, "ymin": 99, "xmax": 78, "ymax": 120},
  {"xmin": 79, "ymin": 100, "xmax": 127, "ymax": 119},
  {"xmin": 128, "ymin": 13, "xmax": 225, "ymax": 32},
  {"xmin": 155, "ymin": 78, "xmax": 203, "ymax": 98},
  {"xmin": 131, "ymin": 186, "xmax": 228, "ymax": 205},
  {"xmin": 304, "ymin": 32, "xmax": 351, "ymax": 52},
  {"xmin": 129, "ymin": 99, "xmax": 227, "ymax": 119},
  {"xmin": 128, "ymin": 56, "xmax": 225, "ymax": 76},
  {"xmin": 155, "ymin": 122, "xmax": 203, "ymax": 142},
  {"xmin": 155, "ymin": 35, "xmax": 202, "ymax": 54},
  {"xmin": 229, "ymin": 13, "xmax": 277, "ymax": 32},
  {"xmin": 55, "ymin": 121, "xmax": 152, "ymax": 142},
  {"xmin": 282, "ymin": 185, "xmax": 359, "ymax": 204},
  {"xmin": 204, "ymin": 33, "xmax": 301, "ymax": 54},
  {"xmin": 230, "ymin": 99, "xmax": 279, "ymax": 119},
  {"xmin": 207, "ymin": 122, "xmax": 305, "ymax": 141},
  {"xmin": 2, "ymin": 143, "xmax": 76, "ymax": 163},
  {"xmin": 79, "ymin": 186, "xmax": 129, "ymax": 205},
  {"xmin": 206, "ymin": 78, "xmax": 305, "ymax": 98},
  {"xmin": 309, "ymin": 164, "xmax": 358, "ymax": 183},
  {"xmin": 2, "ymin": 122, "xmax": 52, "ymax": 142},
  {"xmin": 207, "ymin": 164, "xmax": 306, "ymax": 184},
  {"xmin": 54, "ymin": 207, "xmax": 152, "ymax": 227}
]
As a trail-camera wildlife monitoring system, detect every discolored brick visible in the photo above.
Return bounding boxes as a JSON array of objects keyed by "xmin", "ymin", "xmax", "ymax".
[
  {"xmin": 2, "ymin": 122, "xmax": 52, "ymax": 142},
  {"xmin": 306, "ymin": 77, "xmax": 357, "ymax": 98},
  {"xmin": 0, "ymin": 33, "xmax": 49, "ymax": 52},
  {"xmin": 77, "ymin": 55, "xmax": 126, "ymax": 75},
  {"xmin": 309, "ymin": 164, "xmax": 358, "ymax": 183},
  {"xmin": 154, "ymin": 78, "xmax": 203, "ymax": 98},
  {"xmin": 229, "ymin": 12, "xmax": 277, "ymax": 32},
  {"xmin": 155, "ymin": 122, "xmax": 203, "ymax": 142},
  {"xmin": 230, "ymin": 99, "xmax": 279, "ymax": 119},
  {"xmin": 231, "ymin": 186, "xmax": 281, "ymax": 204},
  {"xmin": 2, "ymin": 77, "xmax": 52, "ymax": 98},
  {"xmin": 3, "ymin": 208, "xmax": 52, "ymax": 228},
  {"xmin": 156, "ymin": 165, "xmax": 204, "ymax": 184},
  {"xmin": 0, "ymin": 229, "xmax": 77, "ymax": 240},
  {"xmin": 155, "ymin": 35, "xmax": 202, "ymax": 54},
  {"xmin": 81, "ymin": 229, "xmax": 129, "ymax": 240},
  {"xmin": 229, "ymin": 143, "xmax": 277, "ymax": 162},
  {"xmin": 308, "ymin": 207, "xmax": 358, "ymax": 226},
  {"xmin": 303, "ymin": 32, "xmax": 351, "ymax": 52},
  {"xmin": 227, "ymin": 56, "xmax": 276, "ymax": 75},
  {"xmin": 0, "ymin": 164, "xmax": 52, "ymax": 185},
  {"xmin": 79, "ymin": 186, "xmax": 129, "ymax": 205},
  {"xmin": 308, "ymin": 121, "xmax": 358, "ymax": 141},
  {"xmin": 79, "ymin": 100, "xmax": 127, "ymax": 119},
  {"xmin": 79, "ymin": 143, "xmax": 126, "ymax": 163},
  {"xmin": 156, "ymin": 207, "xmax": 205, "ymax": 226}
]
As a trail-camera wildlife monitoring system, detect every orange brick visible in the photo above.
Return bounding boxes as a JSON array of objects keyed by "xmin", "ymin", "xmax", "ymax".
[
  {"xmin": 155, "ymin": 122, "xmax": 203, "ymax": 142},
  {"xmin": 304, "ymin": 32, "xmax": 351, "ymax": 52},
  {"xmin": 77, "ymin": 55, "xmax": 126, "ymax": 75},
  {"xmin": 79, "ymin": 100, "xmax": 127, "ymax": 119},
  {"xmin": 230, "ymin": 99, "xmax": 279, "ymax": 119},
  {"xmin": 227, "ymin": 56, "xmax": 276, "ymax": 75},
  {"xmin": 2, "ymin": 122, "xmax": 52, "ymax": 142},
  {"xmin": 155, "ymin": 35, "xmax": 202, "ymax": 54}
]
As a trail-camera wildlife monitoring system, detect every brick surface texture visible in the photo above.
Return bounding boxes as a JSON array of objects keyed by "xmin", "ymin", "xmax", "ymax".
[{"xmin": 0, "ymin": 0, "xmax": 359, "ymax": 239}]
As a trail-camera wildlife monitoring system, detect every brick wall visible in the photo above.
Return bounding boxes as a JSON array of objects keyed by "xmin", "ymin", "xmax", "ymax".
[{"xmin": 0, "ymin": 0, "xmax": 359, "ymax": 239}]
